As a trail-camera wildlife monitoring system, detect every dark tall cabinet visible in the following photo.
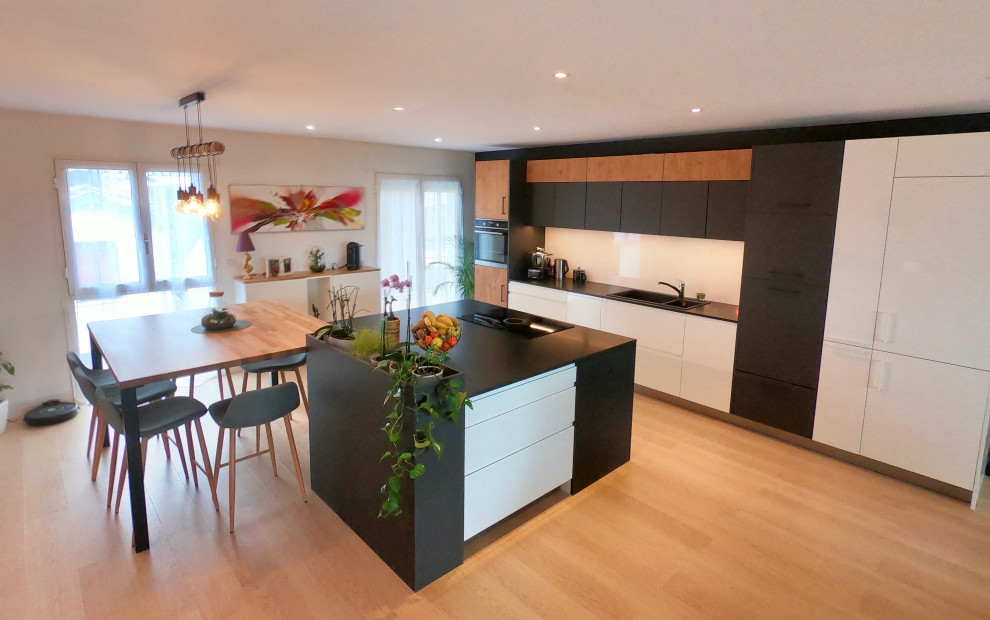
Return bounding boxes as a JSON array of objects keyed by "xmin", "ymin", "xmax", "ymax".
[{"xmin": 730, "ymin": 141, "xmax": 845, "ymax": 438}]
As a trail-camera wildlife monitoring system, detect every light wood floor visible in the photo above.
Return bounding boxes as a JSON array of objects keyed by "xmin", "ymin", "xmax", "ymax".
[{"xmin": 2, "ymin": 373, "xmax": 990, "ymax": 619}]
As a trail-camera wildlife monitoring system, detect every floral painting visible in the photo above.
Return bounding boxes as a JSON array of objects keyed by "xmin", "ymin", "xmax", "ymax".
[{"xmin": 229, "ymin": 185, "xmax": 365, "ymax": 233}]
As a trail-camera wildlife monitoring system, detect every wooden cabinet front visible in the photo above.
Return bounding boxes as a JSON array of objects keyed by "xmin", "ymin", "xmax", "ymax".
[
  {"xmin": 475, "ymin": 264, "xmax": 508, "ymax": 307},
  {"xmin": 527, "ymin": 158, "xmax": 588, "ymax": 183},
  {"xmin": 663, "ymin": 149, "xmax": 752, "ymax": 181},
  {"xmin": 587, "ymin": 154, "xmax": 664, "ymax": 182},
  {"xmin": 476, "ymin": 160, "xmax": 510, "ymax": 219}
]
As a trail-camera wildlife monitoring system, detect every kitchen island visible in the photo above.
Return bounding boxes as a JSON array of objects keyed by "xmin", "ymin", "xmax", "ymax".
[{"xmin": 306, "ymin": 299, "xmax": 635, "ymax": 590}]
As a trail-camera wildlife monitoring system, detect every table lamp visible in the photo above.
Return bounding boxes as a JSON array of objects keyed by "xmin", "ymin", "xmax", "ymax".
[{"xmin": 236, "ymin": 232, "xmax": 256, "ymax": 279}]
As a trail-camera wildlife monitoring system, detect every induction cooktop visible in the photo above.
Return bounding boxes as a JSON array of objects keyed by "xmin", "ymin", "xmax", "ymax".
[{"xmin": 459, "ymin": 308, "xmax": 574, "ymax": 339}]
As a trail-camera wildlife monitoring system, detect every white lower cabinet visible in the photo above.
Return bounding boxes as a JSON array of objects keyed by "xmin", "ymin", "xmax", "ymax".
[
  {"xmin": 463, "ymin": 364, "xmax": 576, "ymax": 539},
  {"xmin": 507, "ymin": 282, "xmax": 568, "ymax": 321},
  {"xmin": 635, "ymin": 347, "xmax": 682, "ymax": 395},
  {"xmin": 565, "ymin": 293, "xmax": 602, "ymax": 329},
  {"xmin": 464, "ymin": 427, "xmax": 574, "ymax": 540},
  {"xmin": 859, "ymin": 351, "xmax": 990, "ymax": 489},
  {"xmin": 813, "ymin": 341, "xmax": 872, "ymax": 453},
  {"xmin": 680, "ymin": 316, "xmax": 736, "ymax": 412}
]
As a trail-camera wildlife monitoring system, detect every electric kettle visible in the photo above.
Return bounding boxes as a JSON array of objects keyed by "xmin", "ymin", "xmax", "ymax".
[{"xmin": 554, "ymin": 258, "xmax": 569, "ymax": 282}]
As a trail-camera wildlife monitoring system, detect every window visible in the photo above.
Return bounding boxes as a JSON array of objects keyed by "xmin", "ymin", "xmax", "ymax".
[
  {"xmin": 377, "ymin": 175, "xmax": 463, "ymax": 309},
  {"xmin": 57, "ymin": 161, "xmax": 215, "ymax": 353}
]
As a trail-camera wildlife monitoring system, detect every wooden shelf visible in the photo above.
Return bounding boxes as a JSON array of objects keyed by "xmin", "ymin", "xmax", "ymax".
[{"xmin": 235, "ymin": 265, "xmax": 380, "ymax": 284}]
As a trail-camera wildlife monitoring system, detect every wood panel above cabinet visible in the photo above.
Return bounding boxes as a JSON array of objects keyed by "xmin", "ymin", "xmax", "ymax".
[
  {"xmin": 527, "ymin": 158, "xmax": 588, "ymax": 183},
  {"xmin": 663, "ymin": 149, "xmax": 753, "ymax": 181},
  {"xmin": 586, "ymin": 154, "xmax": 665, "ymax": 182}
]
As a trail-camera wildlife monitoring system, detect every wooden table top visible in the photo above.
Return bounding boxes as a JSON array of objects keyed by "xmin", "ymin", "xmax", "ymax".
[{"xmin": 88, "ymin": 300, "xmax": 327, "ymax": 389}]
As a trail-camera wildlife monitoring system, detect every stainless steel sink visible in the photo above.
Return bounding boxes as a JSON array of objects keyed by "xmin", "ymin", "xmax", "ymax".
[
  {"xmin": 607, "ymin": 290, "xmax": 680, "ymax": 306},
  {"xmin": 607, "ymin": 289, "xmax": 710, "ymax": 310}
]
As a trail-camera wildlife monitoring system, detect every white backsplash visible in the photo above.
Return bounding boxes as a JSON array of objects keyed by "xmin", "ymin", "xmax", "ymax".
[{"xmin": 544, "ymin": 228, "xmax": 745, "ymax": 305}]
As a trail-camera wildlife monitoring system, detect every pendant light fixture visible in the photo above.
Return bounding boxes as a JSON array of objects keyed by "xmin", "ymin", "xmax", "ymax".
[{"xmin": 170, "ymin": 92, "xmax": 225, "ymax": 221}]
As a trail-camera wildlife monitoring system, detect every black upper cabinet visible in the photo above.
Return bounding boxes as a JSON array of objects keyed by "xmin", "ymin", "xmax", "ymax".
[
  {"xmin": 619, "ymin": 182, "xmax": 662, "ymax": 234},
  {"xmin": 553, "ymin": 183, "xmax": 587, "ymax": 229},
  {"xmin": 706, "ymin": 181, "xmax": 748, "ymax": 241},
  {"xmin": 660, "ymin": 182, "xmax": 708, "ymax": 238},
  {"xmin": 748, "ymin": 141, "xmax": 845, "ymax": 215},
  {"xmin": 528, "ymin": 183, "xmax": 555, "ymax": 227},
  {"xmin": 585, "ymin": 182, "xmax": 622, "ymax": 232}
]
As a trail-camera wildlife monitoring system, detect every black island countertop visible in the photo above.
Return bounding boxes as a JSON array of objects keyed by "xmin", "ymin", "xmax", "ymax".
[
  {"xmin": 352, "ymin": 298, "xmax": 635, "ymax": 397},
  {"xmin": 511, "ymin": 277, "xmax": 740, "ymax": 323}
]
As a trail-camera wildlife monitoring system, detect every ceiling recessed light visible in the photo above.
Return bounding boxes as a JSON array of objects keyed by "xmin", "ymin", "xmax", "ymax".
[
  {"xmin": 393, "ymin": 106, "xmax": 406, "ymax": 111},
  {"xmin": 434, "ymin": 137, "xmax": 443, "ymax": 142},
  {"xmin": 690, "ymin": 108, "xmax": 702, "ymax": 113},
  {"xmin": 305, "ymin": 124, "xmax": 315, "ymax": 130},
  {"xmin": 554, "ymin": 72, "xmax": 568, "ymax": 79},
  {"xmin": 534, "ymin": 126, "xmax": 541, "ymax": 131}
]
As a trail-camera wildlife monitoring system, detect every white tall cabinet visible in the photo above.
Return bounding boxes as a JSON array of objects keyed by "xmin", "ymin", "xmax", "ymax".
[{"xmin": 814, "ymin": 134, "xmax": 990, "ymax": 496}]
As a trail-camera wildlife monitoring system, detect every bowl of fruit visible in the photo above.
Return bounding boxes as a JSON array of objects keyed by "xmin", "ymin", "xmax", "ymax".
[{"xmin": 411, "ymin": 311, "xmax": 462, "ymax": 374}]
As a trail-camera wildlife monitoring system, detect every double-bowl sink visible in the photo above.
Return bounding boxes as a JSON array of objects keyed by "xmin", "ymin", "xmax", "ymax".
[{"xmin": 605, "ymin": 289, "xmax": 711, "ymax": 310}]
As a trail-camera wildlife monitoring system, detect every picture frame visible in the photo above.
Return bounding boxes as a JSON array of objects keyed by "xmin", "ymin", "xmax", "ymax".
[
  {"xmin": 282, "ymin": 257, "xmax": 292, "ymax": 275},
  {"xmin": 266, "ymin": 258, "xmax": 282, "ymax": 278}
]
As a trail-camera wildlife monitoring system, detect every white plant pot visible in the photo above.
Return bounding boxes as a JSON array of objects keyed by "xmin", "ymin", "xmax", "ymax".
[{"xmin": 0, "ymin": 398, "xmax": 8, "ymax": 435}]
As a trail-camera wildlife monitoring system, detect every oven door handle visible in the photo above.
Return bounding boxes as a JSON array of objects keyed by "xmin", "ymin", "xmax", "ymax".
[{"xmin": 475, "ymin": 230, "xmax": 504, "ymax": 237}]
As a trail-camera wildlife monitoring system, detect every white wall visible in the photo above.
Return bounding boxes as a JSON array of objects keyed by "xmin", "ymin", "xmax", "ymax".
[
  {"xmin": 544, "ymin": 228, "xmax": 744, "ymax": 304},
  {"xmin": 0, "ymin": 107, "xmax": 475, "ymax": 416}
]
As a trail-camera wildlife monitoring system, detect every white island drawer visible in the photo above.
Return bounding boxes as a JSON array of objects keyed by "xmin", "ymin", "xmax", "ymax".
[
  {"xmin": 464, "ymin": 427, "xmax": 575, "ymax": 540},
  {"xmin": 467, "ymin": 364, "xmax": 576, "ymax": 427},
  {"xmin": 465, "ymin": 386, "xmax": 575, "ymax": 475}
]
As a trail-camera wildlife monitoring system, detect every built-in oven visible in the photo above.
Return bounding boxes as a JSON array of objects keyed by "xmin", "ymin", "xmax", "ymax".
[{"xmin": 474, "ymin": 218, "xmax": 508, "ymax": 267}]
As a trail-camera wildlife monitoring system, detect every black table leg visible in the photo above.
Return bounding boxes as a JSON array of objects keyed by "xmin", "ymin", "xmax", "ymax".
[
  {"xmin": 121, "ymin": 386, "xmax": 150, "ymax": 552},
  {"xmin": 270, "ymin": 369, "xmax": 279, "ymax": 386}
]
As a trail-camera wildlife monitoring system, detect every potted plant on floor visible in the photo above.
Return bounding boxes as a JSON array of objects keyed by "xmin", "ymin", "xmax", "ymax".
[
  {"xmin": 429, "ymin": 235, "xmax": 475, "ymax": 300},
  {"xmin": 376, "ymin": 310, "xmax": 469, "ymax": 517},
  {"xmin": 313, "ymin": 284, "xmax": 360, "ymax": 349},
  {"xmin": 0, "ymin": 351, "xmax": 14, "ymax": 434}
]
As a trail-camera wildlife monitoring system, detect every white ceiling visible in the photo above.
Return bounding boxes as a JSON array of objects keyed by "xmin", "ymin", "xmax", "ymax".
[{"xmin": 2, "ymin": 0, "xmax": 989, "ymax": 152}]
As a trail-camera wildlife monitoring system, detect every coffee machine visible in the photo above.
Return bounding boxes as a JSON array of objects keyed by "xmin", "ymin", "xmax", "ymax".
[
  {"xmin": 526, "ymin": 248, "xmax": 551, "ymax": 279},
  {"xmin": 345, "ymin": 242, "xmax": 362, "ymax": 270}
]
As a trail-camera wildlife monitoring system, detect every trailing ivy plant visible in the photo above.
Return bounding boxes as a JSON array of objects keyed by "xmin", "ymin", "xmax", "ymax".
[{"xmin": 376, "ymin": 350, "xmax": 470, "ymax": 518}]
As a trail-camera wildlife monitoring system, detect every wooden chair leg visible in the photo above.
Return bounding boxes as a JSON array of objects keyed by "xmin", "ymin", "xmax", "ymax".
[
  {"xmin": 91, "ymin": 414, "xmax": 107, "ymax": 482},
  {"xmin": 228, "ymin": 429, "xmax": 237, "ymax": 533},
  {"xmin": 195, "ymin": 419, "xmax": 219, "ymax": 511},
  {"xmin": 217, "ymin": 369, "xmax": 224, "ymax": 399},
  {"xmin": 114, "ymin": 450, "xmax": 128, "ymax": 514},
  {"xmin": 184, "ymin": 423, "xmax": 199, "ymax": 487},
  {"xmin": 106, "ymin": 430, "xmax": 120, "ymax": 509},
  {"xmin": 241, "ymin": 371, "xmax": 248, "ymax": 394},
  {"xmin": 225, "ymin": 368, "xmax": 236, "ymax": 398},
  {"xmin": 293, "ymin": 368, "xmax": 310, "ymax": 416},
  {"xmin": 282, "ymin": 416, "xmax": 307, "ymax": 502},
  {"xmin": 162, "ymin": 433, "xmax": 172, "ymax": 460},
  {"xmin": 86, "ymin": 407, "xmax": 98, "ymax": 458},
  {"xmin": 172, "ymin": 429, "xmax": 190, "ymax": 480},
  {"xmin": 256, "ymin": 426, "xmax": 261, "ymax": 452},
  {"xmin": 188, "ymin": 374, "xmax": 196, "ymax": 398},
  {"xmin": 265, "ymin": 423, "xmax": 278, "ymax": 477},
  {"xmin": 213, "ymin": 427, "xmax": 225, "ymax": 493}
]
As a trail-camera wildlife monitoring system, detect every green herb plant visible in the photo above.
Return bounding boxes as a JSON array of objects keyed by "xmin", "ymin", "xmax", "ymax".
[{"xmin": 351, "ymin": 328, "xmax": 384, "ymax": 358}]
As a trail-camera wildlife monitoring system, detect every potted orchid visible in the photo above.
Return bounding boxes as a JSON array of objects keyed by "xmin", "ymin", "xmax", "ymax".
[
  {"xmin": 0, "ymin": 351, "xmax": 14, "ymax": 434},
  {"xmin": 381, "ymin": 274, "xmax": 411, "ymax": 349}
]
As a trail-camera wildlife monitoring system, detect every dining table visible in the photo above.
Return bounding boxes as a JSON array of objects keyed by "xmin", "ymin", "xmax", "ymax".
[{"xmin": 87, "ymin": 299, "xmax": 327, "ymax": 552}]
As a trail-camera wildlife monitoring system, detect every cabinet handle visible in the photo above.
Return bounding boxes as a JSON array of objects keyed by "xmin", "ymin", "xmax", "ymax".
[
  {"xmin": 501, "ymin": 196, "xmax": 507, "ymax": 215},
  {"xmin": 767, "ymin": 286, "xmax": 800, "ymax": 295},
  {"xmin": 868, "ymin": 359, "xmax": 885, "ymax": 391},
  {"xmin": 768, "ymin": 269, "xmax": 804, "ymax": 278},
  {"xmin": 874, "ymin": 312, "xmax": 893, "ymax": 344},
  {"xmin": 500, "ymin": 284, "xmax": 506, "ymax": 302}
]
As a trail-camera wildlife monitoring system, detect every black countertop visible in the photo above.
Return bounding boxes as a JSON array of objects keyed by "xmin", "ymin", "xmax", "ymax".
[
  {"xmin": 351, "ymin": 299, "xmax": 635, "ymax": 397},
  {"xmin": 511, "ymin": 277, "xmax": 740, "ymax": 323}
]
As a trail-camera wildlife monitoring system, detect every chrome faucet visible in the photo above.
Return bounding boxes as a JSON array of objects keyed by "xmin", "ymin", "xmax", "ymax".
[{"xmin": 657, "ymin": 280, "xmax": 685, "ymax": 301}]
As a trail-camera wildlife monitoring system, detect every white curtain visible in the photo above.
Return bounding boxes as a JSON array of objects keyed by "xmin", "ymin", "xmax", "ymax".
[{"xmin": 378, "ymin": 175, "xmax": 463, "ymax": 311}]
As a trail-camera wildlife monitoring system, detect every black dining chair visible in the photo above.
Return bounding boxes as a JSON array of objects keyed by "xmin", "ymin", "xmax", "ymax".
[
  {"xmin": 240, "ymin": 353, "xmax": 310, "ymax": 416},
  {"xmin": 208, "ymin": 382, "xmax": 307, "ymax": 533},
  {"xmin": 67, "ymin": 352, "xmax": 180, "ymax": 481},
  {"xmin": 83, "ymin": 370, "xmax": 217, "ymax": 515}
]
